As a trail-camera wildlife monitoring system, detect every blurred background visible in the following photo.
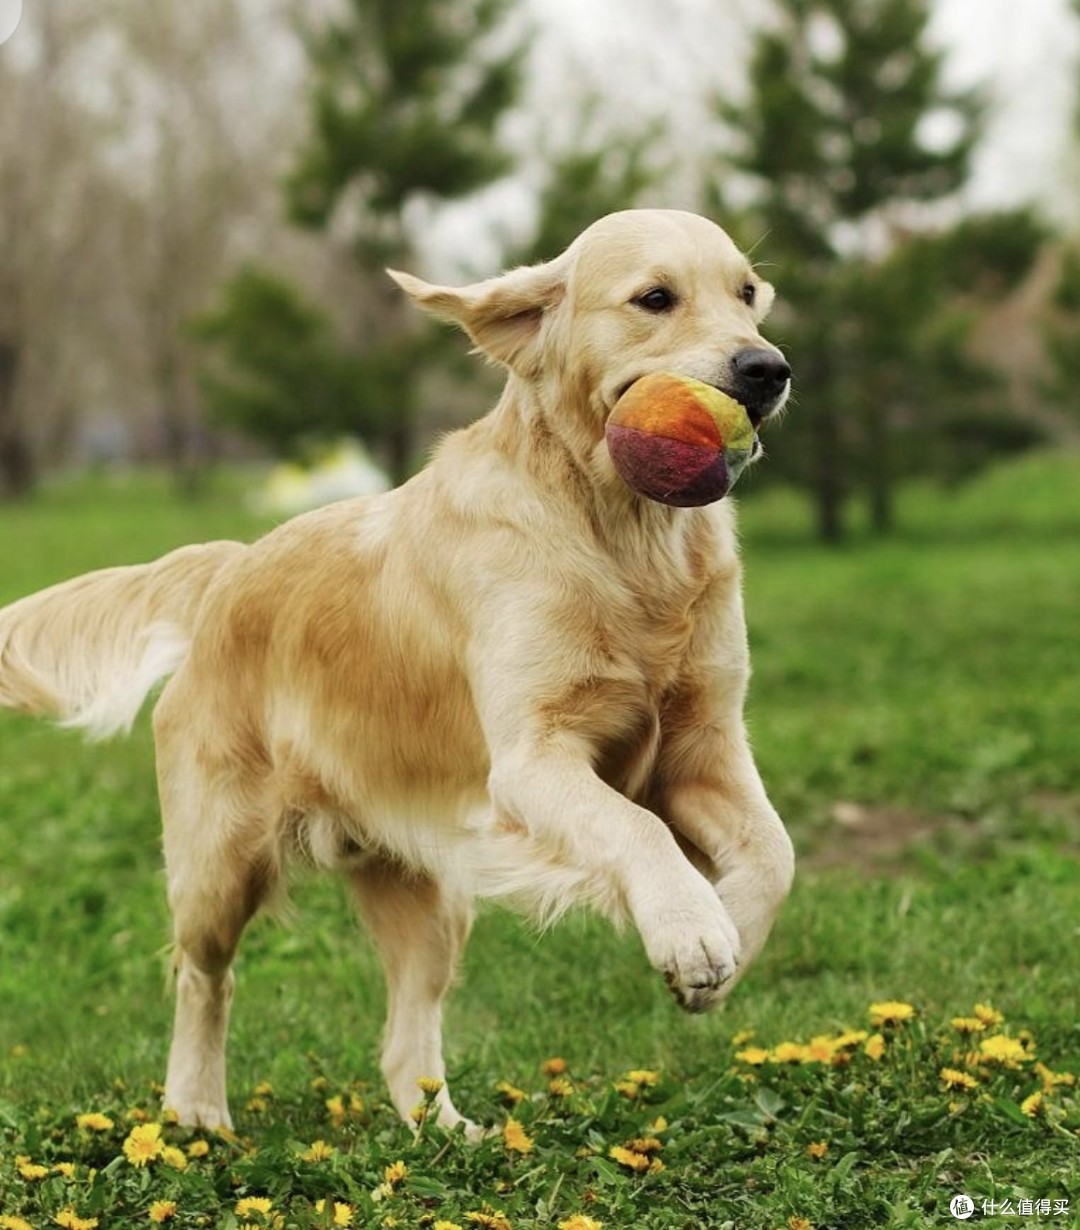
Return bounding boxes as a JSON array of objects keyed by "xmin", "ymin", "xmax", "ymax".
[{"xmin": 1, "ymin": 0, "xmax": 1079, "ymax": 540}]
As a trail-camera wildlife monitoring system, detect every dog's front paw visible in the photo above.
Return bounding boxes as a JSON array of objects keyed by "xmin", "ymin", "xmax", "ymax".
[{"xmin": 637, "ymin": 889, "xmax": 742, "ymax": 1013}]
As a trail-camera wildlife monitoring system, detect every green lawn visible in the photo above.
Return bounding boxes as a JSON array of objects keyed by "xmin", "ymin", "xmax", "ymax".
[{"xmin": 0, "ymin": 458, "xmax": 1077, "ymax": 1229}]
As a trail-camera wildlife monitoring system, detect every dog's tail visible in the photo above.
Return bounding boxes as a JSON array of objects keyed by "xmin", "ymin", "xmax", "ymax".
[{"xmin": 0, "ymin": 540, "xmax": 244, "ymax": 740}]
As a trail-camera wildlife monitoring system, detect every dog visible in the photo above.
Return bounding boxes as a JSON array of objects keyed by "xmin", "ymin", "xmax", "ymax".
[{"xmin": 0, "ymin": 209, "xmax": 794, "ymax": 1135}]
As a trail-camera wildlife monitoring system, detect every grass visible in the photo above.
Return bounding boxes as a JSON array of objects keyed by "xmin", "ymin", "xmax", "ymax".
[{"xmin": 0, "ymin": 456, "xmax": 1078, "ymax": 1228}]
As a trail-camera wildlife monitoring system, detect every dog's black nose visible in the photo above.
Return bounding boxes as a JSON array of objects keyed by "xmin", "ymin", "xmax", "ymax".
[{"xmin": 730, "ymin": 347, "xmax": 791, "ymax": 425}]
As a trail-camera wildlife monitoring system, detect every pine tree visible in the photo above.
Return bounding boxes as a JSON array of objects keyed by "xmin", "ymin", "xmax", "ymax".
[
  {"xmin": 714, "ymin": 0, "xmax": 984, "ymax": 539},
  {"xmin": 284, "ymin": 0, "xmax": 527, "ymax": 482}
]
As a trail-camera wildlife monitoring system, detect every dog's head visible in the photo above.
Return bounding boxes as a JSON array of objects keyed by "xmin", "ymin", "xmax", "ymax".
[{"xmin": 390, "ymin": 209, "xmax": 789, "ymax": 448}]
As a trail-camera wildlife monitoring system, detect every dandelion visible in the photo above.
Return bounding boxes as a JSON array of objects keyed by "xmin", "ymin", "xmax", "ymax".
[
  {"xmin": 123, "ymin": 1123, "xmax": 165, "ymax": 1168},
  {"xmin": 16, "ymin": 1155, "xmax": 49, "ymax": 1180},
  {"xmin": 613, "ymin": 1080, "xmax": 640, "ymax": 1097},
  {"xmin": 978, "ymin": 1034, "xmax": 1030, "ymax": 1068},
  {"xmin": 187, "ymin": 1139, "xmax": 210, "ymax": 1158},
  {"xmin": 770, "ymin": 1042, "xmax": 809, "ymax": 1064},
  {"xmin": 1035, "ymin": 1062, "xmax": 1076, "ymax": 1092},
  {"xmin": 650, "ymin": 1116, "xmax": 668, "ymax": 1133},
  {"xmin": 973, "ymin": 1003, "xmax": 1003, "ymax": 1027},
  {"xmin": 246, "ymin": 1096, "xmax": 269, "ymax": 1113},
  {"xmin": 609, "ymin": 1144, "xmax": 651, "ymax": 1173},
  {"xmin": 76, "ymin": 1112, "xmax": 114, "ymax": 1132},
  {"xmin": 548, "ymin": 1076, "xmax": 574, "ymax": 1098},
  {"xmin": 434, "ymin": 1223, "xmax": 464, "ymax": 1230},
  {"xmin": 54, "ymin": 1211, "xmax": 99, "ymax": 1230},
  {"xmin": 950, "ymin": 1016, "xmax": 985, "ymax": 1035},
  {"xmin": 326, "ymin": 1094, "xmax": 347, "ymax": 1125},
  {"xmin": 735, "ymin": 1046, "xmax": 770, "ymax": 1065},
  {"xmin": 1020, "ymin": 1091, "xmax": 1044, "ymax": 1117},
  {"xmin": 868, "ymin": 1001, "xmax": 915, "ymax": 1027},
  {"xmin": 864, "ymin": 1034, "xmax": 886, "ymax": 1061},
  {"xmin": 731, "ymin": 1028, "xmax": 756, "ymax": 1046},
  {"xmin": 496, "ymin": 1080, "xmax": 526, "ymax": 1105},
  {"xmin": 626, "ymin": 1068, "xmax": 660, "ymax": 1085},
  {"xmin": 303, "ymin": 1139, "xmax": 336, "ymax": 1162},
  {"xmin": 235, "ymin": 1197, "xmax": 275, "ymax": 1219},
  {"xmin": 788, "ymin": 1218, "xmax": 814, "ymax": 1230},
  {"xmin": 149, "ymin": 1202, "xmax": 177, "ymax": 1223},
  {"xmin": 53, "ymin": 1162, "xmax": 76, "ymax": 1178},
  {"xmin": 807, "ymin": 1141, "xmax": 829, "ymax": 1159},
  {"xmin": 940, "ymin": 1067, "xmax": 978, "ymax": 1092},
  {"xmin": 1, "ymin": 1217, "xmax": 34, "ymax": 1230},
  {"xmin": 384, "ymin": 1160, "xmax": 408, "ymax": 1185},
  {"xmin": 541, "ymin": 1057, "xmax": 568, "ymax": 1077},
  {"xmin": 417, "ymin": 1076, "xmax": 444, "ymax": 1096},
  {"xmin": 463, "ymin": 1211, "xmax": 512, "ymax": 1230},
  {"xmin": 559, "ymin": 1217, "xmax": 603, "ymax": 1230},
  {"xmin": 314, "ymin": 1201, "xmax": 354, "ymax": 1227},
  {"xmin": 503, "ymin": 1118, "xmax": 535, "ymax": 1154}
]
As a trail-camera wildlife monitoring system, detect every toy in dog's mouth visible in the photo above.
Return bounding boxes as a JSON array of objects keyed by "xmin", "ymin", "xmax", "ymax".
[{"xmin": 605, "ymin": 372, "xmax": 759, "ymax": 507}]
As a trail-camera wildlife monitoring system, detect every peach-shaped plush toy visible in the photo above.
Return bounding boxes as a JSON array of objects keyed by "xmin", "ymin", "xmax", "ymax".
[{"xmin": 605, "ymin": 372, "xmax": 756, "ymax": 506}]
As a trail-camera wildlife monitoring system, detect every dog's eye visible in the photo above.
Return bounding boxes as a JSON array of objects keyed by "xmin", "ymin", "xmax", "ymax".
[
  {"xmin": 740, "ymin": 283, "xmax": 757, "ymax": 307},
  {"xmin": 634, "ymin": 287, "xmax": 676, "ymax": 313}
]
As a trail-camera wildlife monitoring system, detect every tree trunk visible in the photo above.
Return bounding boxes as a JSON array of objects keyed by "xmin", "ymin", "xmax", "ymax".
[{"xmin": 0, "ymin": 339, "xmax": 35, "ymax": 499}]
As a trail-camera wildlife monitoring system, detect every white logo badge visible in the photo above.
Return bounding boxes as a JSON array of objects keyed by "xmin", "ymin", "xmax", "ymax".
[{"xmin": 949, "ymin": 1194, "xmax": 975, "ymax": 1220}]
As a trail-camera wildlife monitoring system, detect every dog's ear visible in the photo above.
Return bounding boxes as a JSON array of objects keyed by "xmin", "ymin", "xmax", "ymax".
[{"xmin": 387, "ymin": 260, "xmax": 566, "ymax": 375}]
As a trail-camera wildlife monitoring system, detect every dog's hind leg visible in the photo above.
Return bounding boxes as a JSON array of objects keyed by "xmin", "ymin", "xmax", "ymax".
[
  {"xmin": 155, "ymin": 703, "xmax": 277, "ymax": 1130},
  {"xmin": 348, "ymin": 859, "xmax": 477, "ymax": 1136}
]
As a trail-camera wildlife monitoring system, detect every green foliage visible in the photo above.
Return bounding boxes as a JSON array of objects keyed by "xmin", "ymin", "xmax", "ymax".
[
  {"xmin": 191, "ymin": 266, "xmax": 393, "ymax": 459},
  {"xmin": 286, "ymin": 0, "xmax": 526, "ymax": 265},
  {"xmin": 1043, "ymin": 244, "xmax": 1080, "ymax": 420},
  {"xmin": 715, "ymin": 0, "xmax": 1045, "ymax": 540}
]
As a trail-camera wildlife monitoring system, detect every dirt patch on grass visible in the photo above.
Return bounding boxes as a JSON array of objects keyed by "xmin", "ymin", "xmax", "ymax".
[{"xmin": 805, "ymin": 801, "xmax": 959, "ymax": 873}]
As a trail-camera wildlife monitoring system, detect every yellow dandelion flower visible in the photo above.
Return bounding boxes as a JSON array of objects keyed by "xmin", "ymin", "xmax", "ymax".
[
  {"xmin": 806, "ymin": 1141, "xmax": 828, "ymax": 1159},
  {"xmin": 648, "ymin": 1157, "xmax": 665, "ymax": 1174},
  {"xmin": 53, "ymin": 1210, "xmax": 99, "ymax": 1230},
  {"xmin": 246, "ymin": 1097, "xmax": 268, "ymax": 1114},
  {"xmin": 940, "ymin": 1067, "xmax": 978, "ymax": 1091},
  {"xmin": 17, "ymin": 1155, "xmax": 50, "ymax": 1180},
  {"xmin": 548, "ymin": 1076, "xmax": 574, "ymax": 1098},
  {"xmin": 950, "ymin": 1016, "xmax": 985, "ymax": 1035},
  {"xmin": 410, "ymin": 1103, "xmax": 428, "ymax": 1126},
  {"xmin": 832, "ymin": 1029, "xmax": 869, "ymax": 1049},
  {"xmin": 76, "ymin": 1113, "xmax": 114, "ymax": 1132},
  {"xmin": 558, "ymin": 1217, "xmax": 603, "ymax": 1230},
  {"xmin": 417, "ymin": 1076, "xmax": 444, "ymax": 1096},
  {"xmin": 770, "ymin": 1042, "xmax": 810, "ymax": 1064},
  {"xmin": 384, "ymin": 1160, "xmax": 408, "ymax": 1185},
  {"xmin": 731, "ymin": 1028, "xmax": 756, "ymax": 1047},
  {"xmin": 609, "ymin": 1145, "xmax": 651, "ymax": 1173},
  {"xmin": 1035, "ymin": 1061, "xmax": 1076, "ymax": 1092},
  {"xmin": 864, "ymin": 1034, "xmax": 886, "ymax": 1061},
  {"xmin": 434, "ymin": 1223, "xmax": 464, "ymax": 1230},
  {"xmin": 123, "ymin": 1123, "xmax": 165, "ymax": 1168},
  {"xmin": 463, "ymin": 1211, "xmax": 512, "ymax": 1230},
  {"xmin": 303, "ymin": 1139, "xmax": 336, "ymax": 1162},
  {"xmin": 978, "ymin": 1034, "xmax": 1030, "ymax": 1068},
  {"xmin": 625, "ymin": 1069, "xmax": 660, "ymax": 1085},
  {"xmin": 868, "ymin": 1001, "xmax": 915, "ymax": 1027},
  {"xmin": 314, "ymin": 1201, "xmax": 354, "ymax": 1227},
  {"xmin": 627, "ymin": 1136, "xmax": 663, "ymax": 1156},
  {"xmin": 127, "ymin": 1107, "xmax": 151, "ymax": 1123},
  {"xmin": 613, "ymin": 1080, "xmax": 640, "ymax": 1098},
  {"xmin": 187, "ymin": 1139, "xmax": 210, "ymax": 1158},
  {"xmin": 496, "ymin": 1080, "xmax": 526, "ymax": 1105},
  {"xmin": 326, "ymin": 1095, "xmax": 346, "ymax": 1125},
  {"xmin": 541, "ymin": 1057, "xmax": 568, "ymax": 1077},
  {"xmin": 253, "ymin": 1081, "xmax": 274, "ymax": 1097},
  {"xmin": 788, "ymin": 1218, "xmax": 813, "ymax": 1230},
  {"xmin": 735, "ymin": 1046, "xmax": 770, "ymax": 1066},
  {"xmin": 973, "ymin": 1003, "xmax": 1003, "ymax": 1027},
  {"xmin": 53, "ymin": 1162, "xmax": 76, "ymax": 1178},
  {"xmin": 1, "ymin": 1216, "xmax": 34, "ymax": 1230},
  {"xmin": 235, "ymin": 1197, "xmax": 274, "ymax": 1218},
  {"xmin": 149, "ymin": 1201, "xmax": 177, "ymax": 1223},
  {"xmin": 503, "ymin": 1118, "xmax": 535, "ymax": 1154},
  {"xmin": 158, "ymin": 1146, "xmax": 186, "ymax": 1172},
  {"xmin": 1020, "ymin": 1091, "xmax": 1044, "ymax": 1117},
  {"xmin": 650, "ymin": 1116, "xmax": 668, "ymax": 1133}
]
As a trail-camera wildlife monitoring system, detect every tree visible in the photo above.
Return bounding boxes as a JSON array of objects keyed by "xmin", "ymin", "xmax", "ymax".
[
  {"xmin": 712, "ymin": 0, "xmax": 987, "ymax": 539},
  {"xmin": 283, "ymin": 0, "xmax": 527, "ymax": 483}
]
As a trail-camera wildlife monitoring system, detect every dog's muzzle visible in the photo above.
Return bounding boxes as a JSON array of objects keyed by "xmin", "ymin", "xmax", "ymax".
[{"xmin": 726, "ymin": 347, "xmax": 791, "ymax": 428}]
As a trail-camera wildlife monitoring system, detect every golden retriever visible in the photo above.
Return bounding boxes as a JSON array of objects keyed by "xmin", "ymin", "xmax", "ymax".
[{"xmin": 0, "ymin": 209, "xmax": 794, "ymax": 1135}]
